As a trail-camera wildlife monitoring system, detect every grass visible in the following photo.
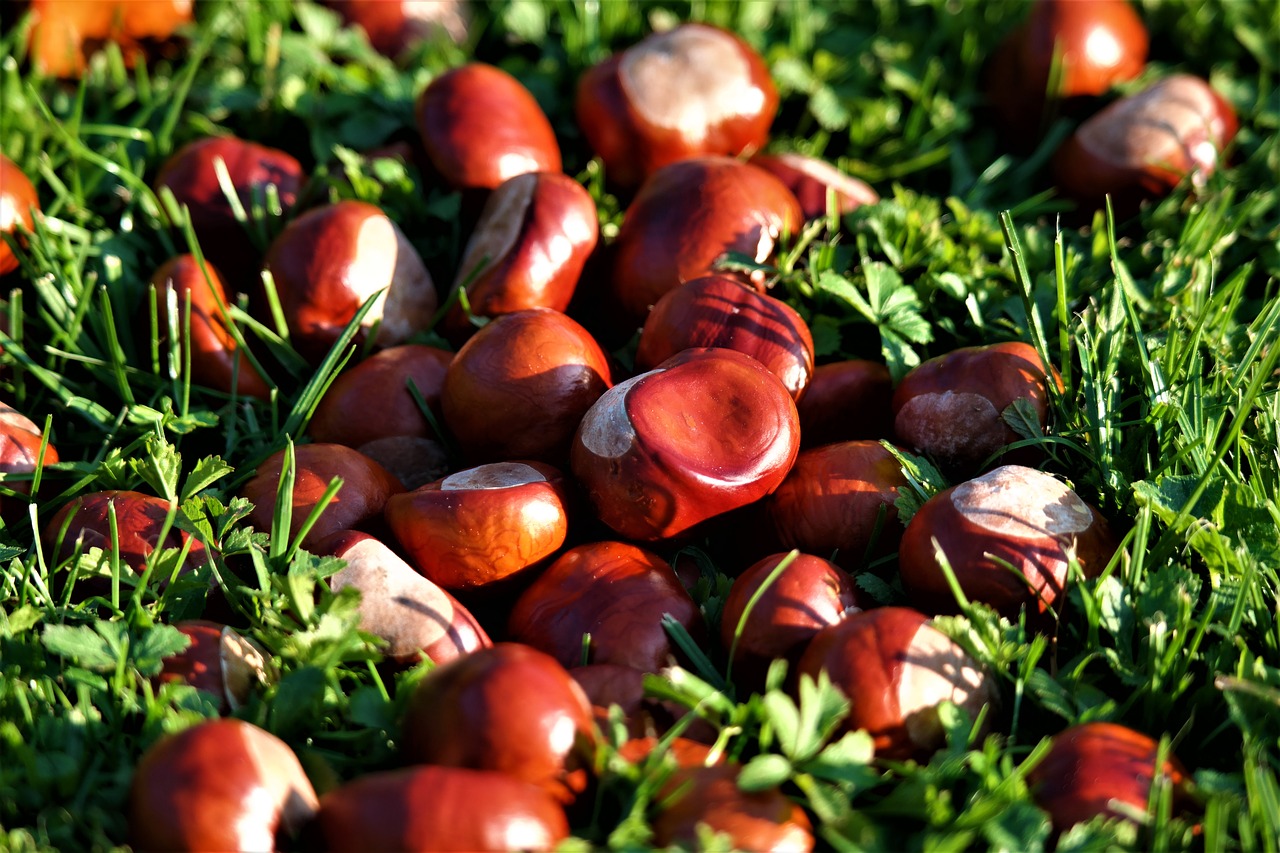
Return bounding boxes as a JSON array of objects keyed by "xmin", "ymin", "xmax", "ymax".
[{"xmin": 2, "ymin": 0, "xmax": 1280, "ymax": 850}]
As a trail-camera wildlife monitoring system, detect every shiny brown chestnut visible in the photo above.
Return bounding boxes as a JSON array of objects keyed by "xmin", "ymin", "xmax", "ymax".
[
  {"xmin": 241, "ymin": 444, "xmax": 403, "ymax": 550},
  {"xmin": 315, "ymin": 765, "xmax": 568, "ymax": 853},
  {"xmin": 28, "ymin": 0, "xmax": 192, "ymax": 78},
  {"xmin": 1053, "ymin": 74, "xmax": 1238, "ymax": 209},
  {"xmin": 509, "ymin": 541, "xmax": 703, "ymax": 673},
  {"xmin": 651, "ymin": 763, "xmax": 815, "ymax": 852},
  {"xmin": 384, "ymin": 461, "xmax": 569, "ymax": 590},
  {"xmin": 0, "ymin": 402, "xmax": 58, "ymax": 518},
  {"xmin": 635, "ymin": 275, "xmax": 815, "ymax": 401},
  {"xmin": 796, "ymin": 607, "xmax": 995, "ymax": 760},
  {"xmin": 1028, "ymin": 722, "xmax": 1189, "ymax": 831},
  {"xmin": 797, "ymin": 360, "xmax": 894, "ymax": 448},
  {"xmin": 320, "ymin": 530, "xmax": 491, "ymax": 665},
  {"xmin": 158, "ymin": 620, "xmax": 272, "ymax": 713},
  {"xmin": 43, "ymin": 490, "xmax": 208, "ymax": 574},
  {"xmin": 129, "ymin": 718, "xmax": 319, "ymax": 852},
  {"xmin": 575, "ymin": 23, "xmax": 777, "ymax": 191},
  {"xmin": 898, "ymin": 465, "xmax": 1116, "ymax": 619},
  {"xmin": 750, "ymin": 152, "xmax": 880, "ymax": 221},
  {"xmin": 892, "ymin": 341, "xmax": 1062, "ymax": 474},
  {"xmin": 767, "ymin": 440, "xmax": 910, "ymax": 570},
  {"xmin": 441, "ymin": 308, "xmax": 612, "ymax": 464},
  {"xmin": 0, "ymin": 153, "xmax": 40, "ymax": 276},
  {"xmin": 572, "ymin": 347, "xmax": 800, "ymax": 542},
  {"xmin": 264, "ymin": 200, "xmax": 437, "ymax": 362},
  {"xmin": 402, "ymin": 643, "xmax": 595, "ymax": 803},
  {"xmin": 611, "ymin": 157, "xmax": 802, "ymax": 322},
  {"xmin": 416, "ymin": 63, "xmax": 562, "ymax": 191},
  {"xmin": 325, "ymin": 0, "xmax": 468, "ymax": 58},
  {"xmin": 150, "ymin": 254, "xmax": 273, "ymax": 399}
]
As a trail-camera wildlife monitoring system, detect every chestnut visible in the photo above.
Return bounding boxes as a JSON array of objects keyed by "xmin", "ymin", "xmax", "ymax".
[
  {"xmin": 158, "ymin": 620, "xmax": 272, "ymax": 713},
  {"xmin": 611, "ymin": 157, "xmax": 802, "ymax": 322},
  {"xmin": 1053, "ymin": 74, "xmax": 1238, "ymax": 209},
  {"xmin": 897, "ymin": 465, "xmax": 1116, "ymax": 619},
  {"xmin": 384, "ymin": 461, "xmax": 569, "ymax": 590},
  {"xmin": 750, "ymin": 152, "xmax": 879, "ymax": 221},
  {"xmin": 509, "ymin": 540, "xmax": 703, "ymax": 673},
  {"xmin": 575, "ymin": 23, "xmax": 777, "ymax": 191},
  {"xmin": 150, "ymin": 254, "xmax": 273, "ymax": 399},
  {"xmin": 27, "ymin": 0, "xmax": 192, "ymax": 78},
  {"xmin": 0, "ymin": 153, "xmax": 40, "ymax": 276},
  {"xmin": 320, "ymin": 530, "xmax": 491, "ymax": 665},
  {"xmin": 325, "ymin": 0, "xmax": 468, "ymax": 58},
  {"xmin": 572, "ymin": 664, "xmax": 706, "ymax": 741},
  {"xmin": 264, "ymin": 200, "xmax": 438, "ymax": 362},
  {"xmin": 891, "ymin": 341, "xmax": 1062, "ymax": 474},
  {"xmin": 308, "ymin": 344, "xmax": 451, "ymax": 448},
  {"xmin": 0, "ymin": 401, "xmax": 58, "ymax": 518},
  {"xmin": 241, "ymin": 444, "xmax": 403, "ymax": 550},
  {"xmin": 43, "ymin": 490, "xmax": 209, "ymax": 575},
  {"xmin": 797, "ymin": 360, "xmax": 894, "ymax": 448},
  {"xmin": 650, "ymin": 764, "xmax": 814, "ymax": 852},
  {"xmin": 314, "ymin": 765, "xmax": 568, "ymax": 852},
  {"xmin": 129, "ymin": 718, "xmax": 319, "ymax": 852},
  {"xmin": 415, "ymin": 63, "xmax": 562, "ymax": 191},
  {"xmin": 441, "ymin": 308, "xmax": 612, "ymax": 464},
  {"xmin": 796, "ymin": 607, "xmax": 996, "ymax": 760},
  {"xmin": 402, "ymin": 643, "xmax": 595, "ymax": 803},
  {"xmin": 1028, "ymin": 722, "xmax": 1189, "ymax": 831},
  {"xmin": 635, "ymin": 275, "xmax": 815, "ymax": 401},
  {"xmin": 572, "ymin": 348, "xmax": 800, "ymax": 542},
  {"xmin": 616, "ymin": 735, "xmax": 717, "ymax": 768}
]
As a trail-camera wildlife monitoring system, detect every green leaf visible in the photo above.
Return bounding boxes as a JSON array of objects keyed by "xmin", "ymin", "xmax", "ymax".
[
  {"xmin": 762, "ymin": 690, "xmax": 803, "ymax": 757},
  {"xmin": 130, "ymin": 625, "xmax": 192, "ymax": 677},
  {"xmin": 129, "ymin": 435, "xmax": 182, "ymax": 502},
  {"xmin": 42, "ymin": 624, "xmax": 118, "ymax": 671},
  {"xmin": 738, "ymin": 754, "xmax": 793, "ymax": 791},
  {"xmin": 270, "ymin": 666, "xmax": 328, "ymax": 736},
  {"xmin": 180, "ymin": 456, "xmax": 235, "ymax": 503},
  {"xmin": 1002, "ymin": 397, "xmax": 1044, "ymax": 441}
]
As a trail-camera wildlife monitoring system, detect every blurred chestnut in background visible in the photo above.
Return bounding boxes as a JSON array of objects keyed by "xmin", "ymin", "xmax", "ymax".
[
  {"xmin": 326, "ymin": 0, "xmax": 468, "ymax": 58},
  {"xmin": 158, "ymin": 620, "xmax": 272, "ymax": 713},
  {"xmin": 0, "ymin": 402, "xmax": 57, "ymax": 518},
  {"xmin": 150, "ymin": 254, "xmax": 273, "ymax": 399},
  {"xmin": 797, "ymin": 360, "xmax": 894, "ymax": 447},
  {"xmin": 264, "ymin": 200, "xmax": 437, "ymax": 362},
  {"xmin": 441, "ymin": 308, "xmax": 611, "ymax": 464},
  {"xmin": 575, "ymin": 23, "xmax": 777, "ymax": 191},
  {"xmin": 610, "ymin": 157, "xmax": 802, "ymax": 323},
  {"xmin": 385, "ymin": 461, "xmax": 569, "ymax": 590},
  {"xmin": 572, "ymin": 348, "xmax": 800, "ymax": 542},
  {"xmin": 750, "ymin": 152, "xmax": 880, "ymax": 221},
  {"xmin": 650, "ymin": 763, "xmax": 814, "ymax": 852},
  {"xmin": 509, "ymin": 540, "xmax": 703, "ymax": 673},
  {"xmin": 314, "ymin": 765, "xmax": 568, "ymax": 852},
  {"xmin": 402, "ymin": 643, "xmax": 595, "ymax": 803},
  {"xmin": 572, "ymin": 664, "xmax": 704, "ymax": 741},
  {"xmin": 321, "ymin": 530, "xmax": 490, "ymax": 666},
  {"xmin": 797, "ymin": 607, "xmax": 995, "ymax": 760},
  {"xmin": 892, "ymin": 341, "xmax": 1061, "ymax": 474},
  {"xmin": 898, "ymin": 465, "xmax": 1116, "ymax": 619},
  {"xmin": 416, "ymin": 63, "xmax": 562, "ymax": 191},
  {"xmin": 27, "ymin": 0, "xmax": 192, "ymax": 78},
  {"xmin": 43, "ymin": 490, "xmax": 208, "ymax": 574},
  {"xmin": 0, "ymin": 153, "xmax": 40, "ymax": 276},
  {"xmin": 129, "ymin": 718, "xmax": 318, "ymax": 852},
  {"xmin": 636, "ymin": 275, "xmax": 815, "ymax": 401}
]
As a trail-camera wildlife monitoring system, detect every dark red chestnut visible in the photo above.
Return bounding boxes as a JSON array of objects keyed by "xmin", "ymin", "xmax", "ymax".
[
  {"xmin": 892, "ymin": 341, "xmax": 1062, "ymax": 474},
  {"xmin": 750, "ymin": 152, "xmax": 879, "ymax": 221},
  {"xmin": 325, "ymin": 0, "xmax": 468, "ymax": 58},
  {"xmin": 650, "ymin": 763, "xmax": 814, "ymax": 852},
  {"xmin": 0, "ymin": 402, "xmax": 58, "ymax": 518},
  {"xmin": 129, "ymin": 718, "xmax": 319, "ymax": 852},
  {"xmin": 315, "ymin": 765, "xmax": 568, "ymax": 852},
  {"xmin": 572, "ymin": 348, "xmax": 800, "ymax": 541},
  {"xmin": 797, "ymin": 360, "xmax": 893, "ymax": 448},
  {"xmin": 898, "ymin": 465, "xmax": 1116, "ymax": 619},
  {"xmin": 610, "ymin": 157, "xmax": 803, "ymax": 322},
  {"xmin": 509, "ymin": 541, "xmax": 703, "ymax": 673},
  {"xmin": 158, "ymin": 620, "xmax": 272, "ymax": 713},
  {"xmin": 402, "ymin": 643, "xmax": 596, "ymax": 803},
  {"xmin": 0, "ymin": 153, "xmax": 40, "ymax": 275},
  {"xmin": 384, "ymin": 461, "xmax": 569, "ymax": 590},
  {"xmin": 43, "ymin": 490, "xmax": 208, "ymax": 574},
  {"xmin": 28, "ymin": 0, "xmax": 192, "ymax": 78},
  {"xmin": 796, "ymin": 607, "xmax": 996, "ymax": 760},
  {"xmin": 635, "ymin": 275, "xmax": 815, "ymax": 401},
  {"xmin": 321, "ymin": 530, "xmax": 491, "ymax": 665},
  {"xmin": 308, "ymin": 344, "xmax": 451, "ymax": 448},
  {"xmin": 416, "ymin": 63, "xmax": 562, "ymax": 191},
  {"xmin": 441, "ymin": 308, "xmax": 612, "ymax": 464}
]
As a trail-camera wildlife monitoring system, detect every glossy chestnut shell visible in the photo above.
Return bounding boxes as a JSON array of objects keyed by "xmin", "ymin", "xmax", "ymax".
[
  {"xmin": 797, "ymin": 360, "xmax": 894, "ymax": 448},
  {"xmin": 651, "ymin": 763, "xmax": 814, "ymax": 852},
  {"xmin": 750, "ymin": 152, "xmax": 879, "ymax": 221},
  {"xmin": 0, "ymin": 153, "xmax": 40, "ymax": 276},
  {"xmin": 158, "ymin": 620, "xmax": 272, "ymax": 713},
  {"xmin": 0, "ymin": 402, "xmax": 58, "ymax": 518},
  {"xmin": 308, "ymin": 344, "xmax": 452, "ymax": 448},
  {"xmin": 43, "ymin": 490, "xmax": 208, "ymax": 574}
]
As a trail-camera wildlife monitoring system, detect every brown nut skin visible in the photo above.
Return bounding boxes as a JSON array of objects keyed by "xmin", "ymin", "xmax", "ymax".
[
  {"xmin": 129, "ymin": 718, "xmax": 319, "ymax": 853},
  {"xmin": 1028, "ymin": 722, "xmax": 1189, "ymax": 831},
  {"xmin": 445, "ymin": 172, "xmax": 599, "ymax": 340},
  {"xmin": 28, "ymin": 0, "xmax": 192, "ymax": 78},
  {"xmin": 314, "ymin": 765, "xmax": 568, "ymax": 853},
  {"xmin": 402, "ymin": 643, "xmax": 596, "ymax": 804},
  {"xmin": 572, "ymin": 664, "xmax": 709, "ymax": 741},
  {"xmin": 0, "ymin": 402, "xmax": 58, "ymax": 518},
  {"xmin": 575, "ymin": 23, "xmax": 777, "ymax": 191},
  {"xmin": 509, "ymin": 541, "xmax": 703, "ymax": 673},
  {"xmin": 750, "ymin": 153, "xmax": 880, "ymax": 221},
  {"xmin": 651, "ymin": 763, "xmax": 815, "ymax": 853},
  {"xmin": 320, "ymin": 530, "xmax": 491, "ymax": 666},
  {"xmin": 325, "ymin": 0, "xmax": 468, "ymax": 58},
  {"xmin": 241, "ymin": 444, "xmax": 404, "ymax": 550},
  {"xmin": 308, "ymin": 344, "xmax": 452, "ymax": 447},
  {"xmin": 797, "ymin": 360, "xmax": 894, "ymax": 448},
  {"xmin": 636, "ymin": 275, "xmax": 816, "ymax": 401},
  {"xmin": 891, "ymin": 341, "xmax": 1062, "ymax": 475},
  {"xmin": 43, "ymin": 490, "xmax": 209, "ymax": 574},
  {"xmin": 572, "ymin": 347, "xmax": 801, "ymax": 542},
  {"xmin": 150, "ymin": 255, "xmax": 273, "ymax": 399},
  {"xmin": 264, "ymin": 200, "xmax": 438, "ymax": 362},
  {"xmin": 796, "ymin": 607, "xmax": 996, "ymax": 760},
  {"xmin": 1053, "ymin": 74, "xmax": 1238, "ymax": 211},
  {"xmin": 0, "ymin": 153, "xmax": 40, "ymax": 276},
  {"xmin": 384, "ymin": 461, "xmax": 569, "ymax": 590},
  {"xmin": 767, "ymin": 441, "xmax": 910, "ymax": 571},
  {"xmin": 416, "ymin": 63, "xmax": 562, "ymax": 191},
  {"xmin": 721, "ymin": 552, "xmax": 869, "ymax": 693},
  {"xmin": 611, "ymin": 157, "xmax": 803, "ymax": 323},
  {"xmin": 158, "ymin": 621, "xmax": 272, "ymax": 713},
  {"xmin": 898, "ymin": 465, "xmax": 1117, "ymax": 620},
  {"xmin": 442, "ymin": 308, "xmax": 612, "ymax": 464}
]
